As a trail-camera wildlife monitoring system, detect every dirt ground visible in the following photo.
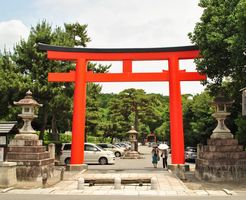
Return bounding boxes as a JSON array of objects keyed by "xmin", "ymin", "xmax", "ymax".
[{"xmin": 182, "ymin": 171, "xmax": 246, "ymax": 192}]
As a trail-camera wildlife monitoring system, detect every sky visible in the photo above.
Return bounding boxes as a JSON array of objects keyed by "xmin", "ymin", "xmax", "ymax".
[{"xmin": 0, "ymin": 0, "xmax": 205, "ymax": 95}]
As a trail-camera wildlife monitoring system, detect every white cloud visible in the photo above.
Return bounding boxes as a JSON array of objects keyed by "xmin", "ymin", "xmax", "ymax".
[
  {"xmin": 34, "ymin": 0, "xmax": 202, "ymax": 47},
  {"xmin": 0, "ymin": 20, "xmax": 29, "ymax": 52}
]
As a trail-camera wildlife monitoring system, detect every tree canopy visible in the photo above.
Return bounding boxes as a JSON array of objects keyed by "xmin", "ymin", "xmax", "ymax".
[
  {"xmin": 189, "ymin": 0, "xmax": 246, "ymax": 90},
  {"xmin": 189, "ymin": 0, "xmax": 246, "ymax": 147}
]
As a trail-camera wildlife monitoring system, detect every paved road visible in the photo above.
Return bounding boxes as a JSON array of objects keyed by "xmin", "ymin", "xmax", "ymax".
[
  {"xmin": 88, "ymin": 145, "xmax": 157, "ymax": 170},
  {"xmin": 87, "ymin": 145, "xmax": 195, "ymax": 171}
]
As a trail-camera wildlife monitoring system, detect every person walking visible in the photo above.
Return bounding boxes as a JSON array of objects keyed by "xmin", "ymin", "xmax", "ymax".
[
  {"xmin": 151, "ymin": 145, "xmax": 159, "ymax": 168},
  {"xmin": 161, "ymin": 149, "xmax": 168, "ymax": 169}
]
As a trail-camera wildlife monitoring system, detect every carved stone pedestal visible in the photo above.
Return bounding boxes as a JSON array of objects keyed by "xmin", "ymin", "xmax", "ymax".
[
  {"xmin": 6, "ymin": 138, "xmax": 54, "ymax": 181},
  {"xmin": 195, "ymin": 138, "xmax": 246, "ymax": 181}
]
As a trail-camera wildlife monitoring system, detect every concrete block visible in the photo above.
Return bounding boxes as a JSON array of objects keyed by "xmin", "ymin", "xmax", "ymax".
[
  {"xmin": 0, "ymin": 162, "xmax": 17, "ymax": 187},
  {"xmin": 66, "ymin": 164, "xmax": 88, "ymax": 171},
  {"xmin": 77, "ymin": 178, "xmax": 84, "ymax": 190},
  {"xmin": 114, "ymin": 177, "xmax": 121, "ymax": 189},
  {"xmin": 151, "ymin": 177, "xmax": 158, "ymax": 190}
]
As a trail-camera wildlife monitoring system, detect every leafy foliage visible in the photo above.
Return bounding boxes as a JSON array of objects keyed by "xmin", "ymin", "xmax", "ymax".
[{"xmin": 189, "ymin": 0, "xmax": 246, "ymax": 146}]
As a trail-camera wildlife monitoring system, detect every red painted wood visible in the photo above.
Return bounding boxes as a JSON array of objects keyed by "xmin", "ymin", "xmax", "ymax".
[
  {"xmin": 70, "ymin": 59, "xmax": 87, "ymax": 164},
  {"xmin": 48, "ymin": 71, "xmax": 206, "ymax": 82},
  {"xmin": 47, "ymin": 50, "xmax": 200, "ymax": 61},
  {"xmin": 168, "ymin": 56, "xmax": 185, "ymax": 164},
  {"xmin": 123, "ymin": 60, "xmax": 132, "ymax": 73}
]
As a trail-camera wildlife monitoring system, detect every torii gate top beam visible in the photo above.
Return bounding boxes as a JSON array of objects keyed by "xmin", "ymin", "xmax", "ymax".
[
  {"xmin": 38, "ymin": 43, "xmax": 205, "ymax": 83},
  {"xmin": 38, "ymin": 43, "xmax": 199, "ymax": 61}
]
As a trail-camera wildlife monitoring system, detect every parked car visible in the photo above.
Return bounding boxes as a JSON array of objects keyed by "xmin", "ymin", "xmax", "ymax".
[
  {"xmin": 60, "ymin": 143, "xmax": 115, "ymax": 165},
  {"xmin": 114, "ymin": 142, "xmax": 131, "ymax": 150},
  {"xmin": 114, "ymin": 144, "xmax": 127, "ymax": 151},
  {"xmin": 185, "ymin": 146, "xmax": 197, "ymax": 162},
  {"xmin": 97, "ymin": 143, "xmax": 125, "ymax": 157}
]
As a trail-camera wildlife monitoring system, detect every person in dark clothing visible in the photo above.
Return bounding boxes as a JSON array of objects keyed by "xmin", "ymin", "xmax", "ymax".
[
  {"xmin": 151, "ymin": 146, "xmax": 159, "ymax": 168},
  {"xmin": 161, "ymin": 149, "xmax": 168, "ymax": 169}
]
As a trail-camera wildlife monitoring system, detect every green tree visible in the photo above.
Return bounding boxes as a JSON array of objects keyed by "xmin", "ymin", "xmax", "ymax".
[
  {"xmin": 104, "ymin": 89, "xmax": 167, "ymax": 142},
  {"xmin": 185, "ymin": 92, "xmax": 215, "ymax": 146},
  {"xmin": 85, "ymin": 83, "xmax": 102, "ymax": 141},
  {"xmin": 189, "ymin": 0, "xmax": 246, "ymax": 146},
  {"xmin": 12, "ymin": 21, "xmax": 90, "ymax": 140},
  {"xmin": 12, "ymin": 21, "xmax": 110, "ymax": 142},
  {"xmin": 0, "ymin": 51, "xmax": 31, "ymax": 122},
  {"xmin": 189, "ymin": 0, "xmax": 246, "ymax": 87}
]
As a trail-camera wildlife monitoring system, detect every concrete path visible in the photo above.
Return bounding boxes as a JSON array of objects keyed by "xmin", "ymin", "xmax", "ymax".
[
  {"xmin": 2, "ymin": 169, "xmax": 232, "ymax": 196},
  {"xmin": 0, "ymin": 146, "xmax": 236, "ymax": 197}
]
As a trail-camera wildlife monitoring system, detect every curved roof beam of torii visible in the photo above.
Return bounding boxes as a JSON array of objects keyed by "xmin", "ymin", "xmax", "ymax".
[{"xmin": 38, "ymin": 43, "xmax": 198, "ymax": 53}]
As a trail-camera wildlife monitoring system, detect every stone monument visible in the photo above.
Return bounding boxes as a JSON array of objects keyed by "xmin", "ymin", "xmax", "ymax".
[
  {"xmin": 196, "ymin": 96, "xmax": 246, "ymax": 181},
  {"xmin": 122, "ymin": 126, "xmax": 142, "ymax": 159},
  {"xmin": 6, "ymin": 90, "xmax": 54, "ymax": 181}
]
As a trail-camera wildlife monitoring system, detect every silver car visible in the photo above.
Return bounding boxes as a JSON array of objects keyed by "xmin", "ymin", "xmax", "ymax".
[{"xmin": 97, "ymin": 143, "xmax": 125, "ymax": 157}]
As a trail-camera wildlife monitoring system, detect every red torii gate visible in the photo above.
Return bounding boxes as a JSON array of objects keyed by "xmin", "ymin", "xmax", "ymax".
[{"xmin": 39, "ymin": 43, "xmax": 206, "ymax": 165}]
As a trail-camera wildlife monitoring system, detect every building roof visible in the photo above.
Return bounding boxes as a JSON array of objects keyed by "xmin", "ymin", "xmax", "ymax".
[{"xmin": 0, "ymin": 121, "xmax": 17, "ymax": 134}]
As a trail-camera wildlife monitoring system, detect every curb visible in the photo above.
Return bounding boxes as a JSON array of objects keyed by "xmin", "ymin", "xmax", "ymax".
[{"xmin": 0, "ymin": 187, "xmax": 14, "ymax": 193}]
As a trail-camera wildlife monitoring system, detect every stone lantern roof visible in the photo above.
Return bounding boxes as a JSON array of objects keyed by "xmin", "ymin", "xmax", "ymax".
[
  {"xmin": 127, "ymin": 126, "xmax": 138, "ymax": 134},
  {"xmin": 14, "ymin": 90, "xmax": 42, "ymax": 107},
  {"xmin": 211, "ymin": 96, "xmax": 234, "ymax": 105}
]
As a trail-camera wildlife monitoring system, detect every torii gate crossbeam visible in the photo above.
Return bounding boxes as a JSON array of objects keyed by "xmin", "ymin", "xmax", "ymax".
[{"xmin": 38, "ymin": 43, "xmax": 206, "ymax": 166}]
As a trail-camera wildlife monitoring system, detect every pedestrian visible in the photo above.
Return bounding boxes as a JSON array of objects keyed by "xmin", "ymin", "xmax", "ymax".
[
  {"xmin": 151, "ymin": 145, "xmax": 159, "ymax": 168},
  {"xmin": 161, "ymin": 149, "xmax": 168, "ymax": 169}
]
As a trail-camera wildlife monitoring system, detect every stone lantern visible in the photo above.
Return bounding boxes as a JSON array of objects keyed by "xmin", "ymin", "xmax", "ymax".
[
  {"xmin": 122, "ymin": 126, "xmax": 142, "ymax": 159},
  {"xmin": 210, "ymin": 96, "xmax": 234, "ymax": 139},
  {"xmin": 6, "ymin": 90, "xmax": 54, "ymax": 181},
  {"xmin": 195, "ymin": 95, "xmax": 246, "ymax": 181},
  {"xmin": 128, "ymin": 126, "xmax": 138, "ymax": 151},
  {"xmin": 13, "ymin": 90, "xmax": 42, "ymax": 140}
]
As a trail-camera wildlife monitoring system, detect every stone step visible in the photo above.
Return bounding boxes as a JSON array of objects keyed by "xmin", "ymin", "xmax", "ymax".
[
  {"xmin": 8, "ymin": 139, "xmax": 43, "ymax": 146},
  {"xmin": 7, "ymin": 158, "xmax": 54, "ymax": 166},
  {"xmin": 8, "ymin": 146, "xmax": 46, "ymax": 153},
  {"xmin": 195, "ymin": 162, "xmax": 246, "ymax": 181},
  {"xmin": 6, "ymin": 152, "xmax": 51, "ymax": 160},
  {"xmin": 207, "ymin": 138, "xmax": 238, "ymax": 146},
  {"xmin": 198, "ymin": 151, "xmax": 246, "ymax": 160},
  {"xmin": 202, "ymin": 145, "xmax": 243, "ymax": 152},
  {"xmin": 196, "ymin": 158, "xmax": 246, "ymax": 166}
]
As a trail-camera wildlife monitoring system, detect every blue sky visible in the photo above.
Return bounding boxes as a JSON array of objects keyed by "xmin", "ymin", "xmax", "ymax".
[{"xmin": 0, "ymin": 0, "xmax": 205, "ymax": 95}]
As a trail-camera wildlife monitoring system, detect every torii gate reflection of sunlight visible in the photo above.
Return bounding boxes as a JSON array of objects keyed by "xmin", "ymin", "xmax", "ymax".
[{"xmin": 39, "ymin": 43, "xmax": 206, "ymax": 166}]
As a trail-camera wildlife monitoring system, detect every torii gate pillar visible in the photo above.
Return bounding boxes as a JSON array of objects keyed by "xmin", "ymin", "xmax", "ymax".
[
  {"xmin": 70, "ymin": 58, "xmax": 87, "ymax": 164},
  {"xmin": 169, "ymin": 56, "xmax": 185, "ymax": 164}
]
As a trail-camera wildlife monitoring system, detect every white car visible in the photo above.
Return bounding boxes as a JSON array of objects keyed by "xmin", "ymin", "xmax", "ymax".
[{"xmin": 60, "ymin": 143, "xmax": 115, "ymax": 165}]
